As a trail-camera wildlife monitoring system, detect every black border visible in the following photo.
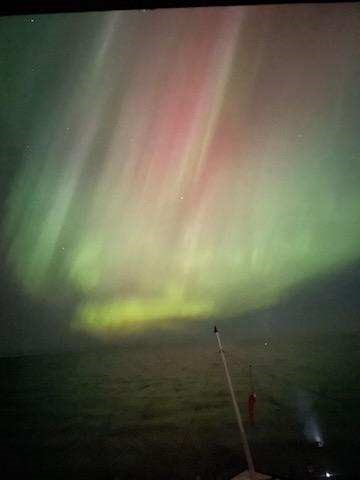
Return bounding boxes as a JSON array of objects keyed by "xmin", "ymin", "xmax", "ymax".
[{"xmin": 0, "ymin": 0, "xmax": 356, "ymax": 17}]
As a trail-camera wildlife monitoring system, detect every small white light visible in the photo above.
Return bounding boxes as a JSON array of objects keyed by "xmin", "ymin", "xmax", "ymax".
[{"xmin": 325, "ymin": 472, "xmax": 331, "ymax": 478}]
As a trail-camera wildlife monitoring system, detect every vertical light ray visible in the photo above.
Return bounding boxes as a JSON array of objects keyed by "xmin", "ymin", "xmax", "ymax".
[{"xmin": 2, "ymin": 5, "xmax": 360, "ymax": 333}]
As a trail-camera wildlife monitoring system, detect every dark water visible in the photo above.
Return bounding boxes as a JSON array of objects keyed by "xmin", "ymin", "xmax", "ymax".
[{"xmin": 1, "ymin": 332, "xmax": 359, "ymax": 479}]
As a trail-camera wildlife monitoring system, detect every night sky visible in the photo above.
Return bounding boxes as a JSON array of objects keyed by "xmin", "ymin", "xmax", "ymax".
[{"xmin": 1, "ymin": 4, "xmax": 360, "ymax": 355}]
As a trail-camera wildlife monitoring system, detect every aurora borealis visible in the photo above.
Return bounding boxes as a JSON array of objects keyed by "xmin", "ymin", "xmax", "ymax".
[{"xmin": 1, "ymin": 4, "xmax": 360, "ymax": 344}]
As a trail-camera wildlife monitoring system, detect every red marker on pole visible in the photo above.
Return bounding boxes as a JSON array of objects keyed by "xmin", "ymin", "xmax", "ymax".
[
  {"xmin": 248, "ymin": 365, "xmax": 256, "ymax": 425},
  {"xmin": 214, "ymin": 326, "xmax": 256, "ymax": 480}
]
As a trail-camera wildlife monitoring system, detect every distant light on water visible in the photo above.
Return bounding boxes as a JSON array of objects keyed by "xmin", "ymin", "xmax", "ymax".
[
  {"xmin": 315, "ymin": 437, "xmax": 324, "ymax": 448},
  {"xmin": 325, "ymin": 472, "xmax": 334, "ymax": 479},
  {"xmin": 306, "ymin": 415, "xmax": 324, "ymax": 447},
  {"xmin": 295, "ymin": 389, "xmax": 324, "ymax": 447}
]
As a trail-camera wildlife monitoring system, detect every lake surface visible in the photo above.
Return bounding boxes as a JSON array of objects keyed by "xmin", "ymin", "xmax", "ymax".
[{"xmin": 1, "ymin": 332, "xmax": 359, "ymax": 479}]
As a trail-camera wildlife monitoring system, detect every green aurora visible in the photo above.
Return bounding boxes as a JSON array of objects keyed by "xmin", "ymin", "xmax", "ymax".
[{"xmin": 2, "ymin": 5, "xmax": 360, "ymax": 338}]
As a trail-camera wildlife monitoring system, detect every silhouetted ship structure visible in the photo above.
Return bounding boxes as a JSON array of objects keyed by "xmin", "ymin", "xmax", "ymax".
[
  {"xmin": 210, "ymin": 327, "xmax": 338, "ymax": 480},
  {"xmin": 212, "ymin": 326, "xmax": 277, "ymax": 480}
]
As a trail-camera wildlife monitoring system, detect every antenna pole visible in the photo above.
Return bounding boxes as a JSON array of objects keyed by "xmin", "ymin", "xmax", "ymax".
[{"xmin": 214, "ymin": 326, "xmax": 256, "ymax": 480}]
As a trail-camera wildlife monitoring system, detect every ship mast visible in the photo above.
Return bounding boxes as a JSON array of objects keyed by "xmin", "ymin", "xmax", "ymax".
[{"xmin": 214, "ymin": 325, "xmax": 256, "ymax": 480}]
